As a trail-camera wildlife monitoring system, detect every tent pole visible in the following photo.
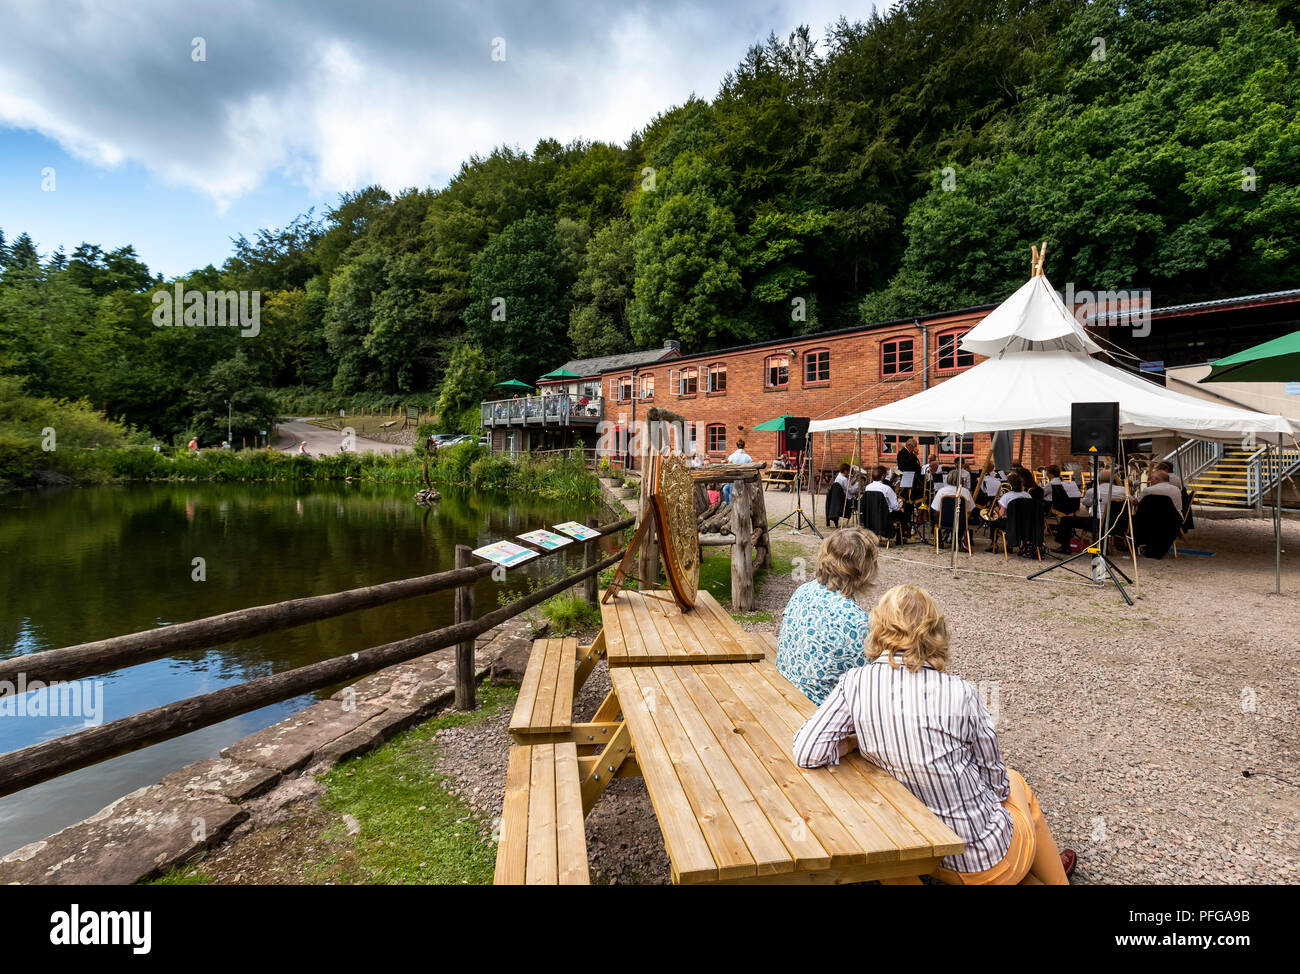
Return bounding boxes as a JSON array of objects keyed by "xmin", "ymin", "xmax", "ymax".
[
  {"xmin": 1120, "ymin": 441, "xmax": 1139, "ymax": 595},
  {"xmin": 1277, "ymin": 433, "xmax": 1284, "ymax": 596}
]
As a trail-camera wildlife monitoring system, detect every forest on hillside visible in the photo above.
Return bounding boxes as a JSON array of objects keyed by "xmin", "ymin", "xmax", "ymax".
[{"xmin": 2, "ymin": 0, "xmax": 1298, "ymax": 444}]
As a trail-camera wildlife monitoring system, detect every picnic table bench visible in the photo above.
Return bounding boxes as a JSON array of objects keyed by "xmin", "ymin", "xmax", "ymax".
[
  {"xmin": 494, "ymin": 589, "xmax": 963, "ymax": 885},
  {"xmin": 762, "ymin": 469, "xmax": 798, "ymax": 491}
]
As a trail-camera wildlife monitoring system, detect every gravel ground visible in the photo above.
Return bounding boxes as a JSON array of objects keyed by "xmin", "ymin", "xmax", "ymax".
[{"xmin": 440, "ymin": 510, "xmax": 1300, "ymax": 885}]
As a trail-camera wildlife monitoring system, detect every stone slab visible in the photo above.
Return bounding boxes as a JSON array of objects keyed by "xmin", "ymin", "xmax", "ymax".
[
  {"xmin": 0, "ymin": 784, "xmax": 245, "ymax": 885},
  {"xmin": 160, "ymin": 758, "xmax": 281, "ymax": 802},
  {"xmin": 220, "ymin": 699, "xmax": 385, "ymax": 773}
]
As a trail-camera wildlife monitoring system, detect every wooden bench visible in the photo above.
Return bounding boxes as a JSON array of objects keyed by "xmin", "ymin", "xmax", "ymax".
[
  {"xmin": 509, "ymin": 636, "xmax": 605, "ymax": 743},
  {"xmin": 494, "ymin": 742, "xmax": 590, "ymax": 884}
]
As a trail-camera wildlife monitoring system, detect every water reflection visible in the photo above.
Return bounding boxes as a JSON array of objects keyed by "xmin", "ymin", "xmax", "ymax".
[{"xmin": 0, "ymin": 481, "xmax": 606, "ymax": 854}]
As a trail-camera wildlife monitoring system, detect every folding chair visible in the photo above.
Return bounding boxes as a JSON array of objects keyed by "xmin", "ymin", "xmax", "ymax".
[
  {"xmin": 860, "ymin": 491, "xmax": 904, "ymax": 548},
  {"xmin": 934, "ymin": 495, "xmax": 971, "ymax": 556}
]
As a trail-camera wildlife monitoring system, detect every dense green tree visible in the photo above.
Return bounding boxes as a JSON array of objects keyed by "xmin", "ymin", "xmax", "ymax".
[
  {"xmin": 568, "ymin": 218, "xmax": 635, "ymax": 357},
  {"xmin": 436, "ymin": 343, "xmax": 497, "ymax": 433},
  {"xmin": 462, "ymin": 212, "xmax": 571, "ymax": 381}
]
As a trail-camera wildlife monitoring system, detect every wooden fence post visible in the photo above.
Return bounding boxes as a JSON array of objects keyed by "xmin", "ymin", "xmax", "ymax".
[
  {"xmin": 731, "ymin": 476, "xmax": 755, "ymax": 611},
  {"xmin": 583, "ymin": 515, "xmax": 599, "ymax": 604},
  {"xmin": 454, "ymin": 545, "xmax": 475, "ymax": 710}
]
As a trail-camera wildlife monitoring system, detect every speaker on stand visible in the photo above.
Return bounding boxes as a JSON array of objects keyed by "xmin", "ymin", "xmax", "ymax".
[
  {"xmin": 773, "ymin": 416, "xmax": 819, "ymax": 536},
  {"xmin": 1029, "ymin": 401, "xmax": 1133, "ymax": 604}
]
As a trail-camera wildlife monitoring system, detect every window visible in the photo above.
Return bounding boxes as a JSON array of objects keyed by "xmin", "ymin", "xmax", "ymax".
[
  {"xmin": 706, "ymin": 424, "xmax": 727, "ymax": 454},
  {"xmin": 669, "ymin": 368, "xmax": 698, "ymax": 396},
  {"xmin": 765, "ymin": 354, "xmax": 789, "ymax": 388},
  {"xmin": 881, "ymin": 338, "xmax": 914, "ymax": 376},
  {"xmin": 938, "ymin": 433, "xmax": 974, "ymax": 458},
  {"xmin": 617, "ymin": 375, "xmax": 633, "ymax": 402},
  {"xmin": 881, "ymin": 434, "xmax": 906, "ymax": 454},
  {"xmin": 936, "ymin": 329, "xmax": 975, "ymax": 371},
  {"xmin": 706, "ymin": 362, "xmax": 727, "ymax": 394},
  {"xmin": 638, "ymin": 374, "xmax": 655, "ymax": 400},
  {"xmin": 804, "ymin": 348, "xmax": 830, "ymax": 384}
]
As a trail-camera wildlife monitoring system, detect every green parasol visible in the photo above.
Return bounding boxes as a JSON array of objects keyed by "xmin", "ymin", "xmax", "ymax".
[
  {"xmin": 752, "ymin": 413, "xmax": 793, "ymax": 431},
  {"xmin": 1201, "ymin": 330, "xmax": 1300, "ymax": 384}
]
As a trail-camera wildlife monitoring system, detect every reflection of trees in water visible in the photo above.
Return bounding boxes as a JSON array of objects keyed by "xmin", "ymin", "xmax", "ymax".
[{"xmin": 0, "ymin": 483, "xmax": 599, "ymax": 670}]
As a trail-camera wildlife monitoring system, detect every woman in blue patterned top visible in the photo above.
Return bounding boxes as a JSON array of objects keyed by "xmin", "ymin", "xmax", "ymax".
[{"xmin": 776, "ymin": 527, "xmax": 878, "ymax": 704}]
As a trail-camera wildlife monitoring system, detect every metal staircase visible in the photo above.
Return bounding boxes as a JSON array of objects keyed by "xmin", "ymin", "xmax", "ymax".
[{"xmin": 1171, "ymin": 440, "xmax": 1300, "ymax": 508}]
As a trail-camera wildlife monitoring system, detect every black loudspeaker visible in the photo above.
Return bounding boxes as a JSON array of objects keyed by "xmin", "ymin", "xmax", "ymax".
[
  {"xmin": 991, "ymin": 430, "xmax": 1014, "ymax": 471},
  {"xmin": 785, "ymin": 416, "xmax": 811, "ymax": 453},
  {"xmin": 1071, "ymin": 402, "xmax": 1119, "ymax": 456}
]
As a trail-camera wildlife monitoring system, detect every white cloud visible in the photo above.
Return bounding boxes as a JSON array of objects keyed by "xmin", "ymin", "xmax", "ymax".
[{"xmin": 0, "ymin": 0, "xmax": 880, "ymax": 206}]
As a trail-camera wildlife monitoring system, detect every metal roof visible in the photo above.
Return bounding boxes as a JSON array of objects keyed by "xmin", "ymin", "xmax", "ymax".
[{"xmin": 1086, "ymin": 288, "xmax": 1300, "ymax": 324}]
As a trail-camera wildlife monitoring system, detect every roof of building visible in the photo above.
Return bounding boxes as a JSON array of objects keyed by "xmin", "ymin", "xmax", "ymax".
[
  {"xmin": 590, "ymin": 303, "xmax": 999, "ymax": 375},
  {"xmin": 1086, "ymin": 288, "xmax": 1300, "ymax": 324},
  {"xmin": 537, "ymin": 345, "xmax": 679, "ymax": 381}
]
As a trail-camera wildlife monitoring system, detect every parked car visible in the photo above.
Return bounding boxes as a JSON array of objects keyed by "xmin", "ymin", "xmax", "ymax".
[{"xmin": 429, "ymin": 433, "xmax": 459, "ymax": 450}]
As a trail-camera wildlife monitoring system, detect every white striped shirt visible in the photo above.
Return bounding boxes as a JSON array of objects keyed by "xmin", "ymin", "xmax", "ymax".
[{"xmin": 792, "ymin": 656, "xmax": 1013, "ymax": 872}]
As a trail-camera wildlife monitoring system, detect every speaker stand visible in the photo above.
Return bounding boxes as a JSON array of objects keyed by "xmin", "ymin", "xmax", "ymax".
[{"xmin": 1027, "ymin": 454, "xmax": 1133, "ymax": 605}]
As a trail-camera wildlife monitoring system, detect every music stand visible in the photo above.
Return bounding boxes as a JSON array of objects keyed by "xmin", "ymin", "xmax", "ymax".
[
  {"xmin": 772, "ymin": 449, "xmax": 822, "ymax": 537},
  {"xmin": 1027, "ymin": 453, "xmax": 1133, "ymax": 604}
]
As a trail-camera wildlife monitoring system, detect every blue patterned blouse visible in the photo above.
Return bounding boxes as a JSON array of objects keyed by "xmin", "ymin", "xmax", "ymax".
[{"xmin": 776, "ymin": 581, "xmax": 871, "ymax": 705}]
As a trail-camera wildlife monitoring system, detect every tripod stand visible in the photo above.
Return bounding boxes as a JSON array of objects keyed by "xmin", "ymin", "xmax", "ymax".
[
  {"xmin": 1027, "ymin": 453, "xmax": 1133, "ymax": 605},
  {"xmin": 772, "ymin": 450, "xmax": 822, "ymax": 537}
]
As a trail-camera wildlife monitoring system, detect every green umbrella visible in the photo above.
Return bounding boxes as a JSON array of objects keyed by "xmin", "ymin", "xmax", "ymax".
[
  {"xmin": 495, "ymin": 378, "xmax": 535, "ymax": 391},
  {"xmin": 1201, "ymin": 329, "xmax": 1300, "ymax": 383},
  {"xmin": 539, "ymin": 367, "xmax": 583, "ymax": 380},
  {"xmin": 752, "ymin": 413, "xmax": 793, "ymax": 431}
]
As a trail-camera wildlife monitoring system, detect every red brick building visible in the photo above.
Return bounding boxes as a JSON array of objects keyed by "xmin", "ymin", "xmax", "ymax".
[
  {"xmin": 481, "ymin": 287, "xmax": 1300, "ymax": 478},
  {"xmin": 597, "ymin": 306, "xmax": 1072, "ymax": 476}
]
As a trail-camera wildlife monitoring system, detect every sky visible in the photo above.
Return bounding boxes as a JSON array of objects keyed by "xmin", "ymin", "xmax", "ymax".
[{"xmin": 0, "ymin": 0, "xmax": 884, "ymax": 279}]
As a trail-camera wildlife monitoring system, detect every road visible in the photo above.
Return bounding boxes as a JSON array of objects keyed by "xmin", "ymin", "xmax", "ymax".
[{"xmin": 274, "ymin": 418, "xmax": 409, "ymax": 456}]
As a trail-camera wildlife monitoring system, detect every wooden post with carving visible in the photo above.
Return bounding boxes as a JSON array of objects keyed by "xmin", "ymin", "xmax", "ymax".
[{"xmin": 731, "ymin": 475, "xmax": 755, "ymax": 611}]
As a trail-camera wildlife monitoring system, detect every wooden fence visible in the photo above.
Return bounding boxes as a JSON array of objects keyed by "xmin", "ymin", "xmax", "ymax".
[{"xmin": 0, "ymin": 515, "xmax": 633, "ymax": 800}]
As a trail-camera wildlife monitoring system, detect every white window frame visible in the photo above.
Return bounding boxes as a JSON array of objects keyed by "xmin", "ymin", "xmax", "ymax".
[{"xmin": 669, "ymin": 369, "xmax": 682, "ymax": 396}]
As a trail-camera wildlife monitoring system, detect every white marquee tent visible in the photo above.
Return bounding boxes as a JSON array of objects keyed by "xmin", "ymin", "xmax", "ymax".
[
  {"xmin": 809, "ymin": 275, "xmax": 1298, "ymax": 441},
  {"xmin": 808, "ymin": 273, "xmax": 1297, "ymax": 592}
]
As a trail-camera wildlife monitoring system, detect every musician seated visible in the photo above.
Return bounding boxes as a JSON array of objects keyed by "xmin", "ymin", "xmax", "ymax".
[
  {"xmin": 987, "ymin": 473, "xmax": 1032, "ymax": 552},
  {"xmin": 1013, "ymin": 465, "xmax": 1045, "ymax": 506},
  {"xmin": 1053, "ymin": 468, "xmax": 1124, "ymax": 553},
  {"xmin": 1153, "ymin": 460, "xmax": 1183, "ymax": 489},
  {"xmin": 931, "ymin": 469, "xmax": 975, "ymax": 518},
  {"xmin": 826, "ymin": 462, "xmax": 861, "ymax": 528},
  {"xmin": 1046, "ymin": 464, "xmax": 1082, "ymax": 515},
  {"xmin": 775, "ymin": 527, "xmax": 878, "ymax": 705},
  {"xmin": 861, "ymin": 466, "xmax": 906, "ymax": 537},
  {"xmin": 1137, "ymin": 469, "xmax": 1184, "ymax": 516}
]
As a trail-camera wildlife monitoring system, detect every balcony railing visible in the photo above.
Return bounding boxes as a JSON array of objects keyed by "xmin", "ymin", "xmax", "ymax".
[{"xmin": 481, "ymin": 395, "xmax": 604, "ymax": 427}]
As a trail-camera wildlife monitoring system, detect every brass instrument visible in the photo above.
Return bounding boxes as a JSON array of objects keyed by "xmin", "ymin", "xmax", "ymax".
[{"xmin": 979, "ymin": 481, "xmax": 1009, "ymax": 521}]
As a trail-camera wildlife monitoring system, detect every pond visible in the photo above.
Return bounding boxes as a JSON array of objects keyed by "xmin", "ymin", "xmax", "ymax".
[{"xmin": 0, "ymin": 482, "xmax": 606, "ymax": 856}]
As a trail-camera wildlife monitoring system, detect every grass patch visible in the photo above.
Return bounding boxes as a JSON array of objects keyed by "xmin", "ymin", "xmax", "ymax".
[
  {"xmin": 310, "ymin": 680, "xmax": 518, "ymax": 884},
  {"xmin": 539, "ymin": 590, "xmax": 602, "ymax": 634},
  {"xmin": 145, "ymin": 681, "xmax": 518, "ymax": 886},
  {"xmin": 146, "ymin": 867, "xmax": 215, "ymax": 885},
  {"xmin": 732, "ymin": 610, "xmax": 773, "ymax": 623}
]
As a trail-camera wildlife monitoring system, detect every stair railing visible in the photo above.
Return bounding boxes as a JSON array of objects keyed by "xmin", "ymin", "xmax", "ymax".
[{"xmin": 1162, "ymin": 438, "xmax": 1222, "ymax": 484}]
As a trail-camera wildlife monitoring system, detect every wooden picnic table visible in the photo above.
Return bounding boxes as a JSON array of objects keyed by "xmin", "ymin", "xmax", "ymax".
[
  {"xmin": 609, "ymin": 659, "xmax": 963, "ymax": 884},
  {"xmin": 599, "ymin": 589, "xmax": 764, "ymax": 667},
  {"xmin": 497, "ymin": 587, "xmax": 964, "ymax": 885}
]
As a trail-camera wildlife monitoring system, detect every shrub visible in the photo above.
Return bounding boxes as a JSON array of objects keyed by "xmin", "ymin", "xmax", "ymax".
[{"xmin": 539, "ymin": 592, "xmax": 602, "ymax": 634}]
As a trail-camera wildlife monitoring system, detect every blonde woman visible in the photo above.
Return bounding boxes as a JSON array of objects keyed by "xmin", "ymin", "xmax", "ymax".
[
  {"xmin": 775, "ymin": 527, "xmax": 879, "ymax": 705},
  {"xmin": 793, "ymin": 584, "xmax": 1075, "ymax": 884}
]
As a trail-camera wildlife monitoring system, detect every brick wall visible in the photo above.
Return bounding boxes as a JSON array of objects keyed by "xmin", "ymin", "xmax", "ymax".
[{"xmin": 596, "ymin": 311, "xmax": 1076, "ymax": 476}]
